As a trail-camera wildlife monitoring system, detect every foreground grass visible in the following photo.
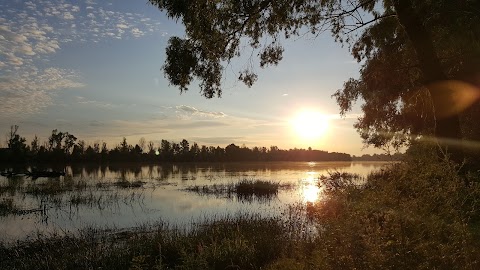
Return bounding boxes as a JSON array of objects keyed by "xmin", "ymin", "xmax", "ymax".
[
  {"xmin": 0, "ymin": 215, "xmax": 298, "ymax": 270},
  {"xmin": 2, "ymin": 145, "xmax": 480, "ymax": 269}
]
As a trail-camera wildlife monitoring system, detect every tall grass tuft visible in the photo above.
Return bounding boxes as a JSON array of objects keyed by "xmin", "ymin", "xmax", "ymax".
[{"xmin": 186, "ymin": 179, "xmax": 290, "ymax": 202}]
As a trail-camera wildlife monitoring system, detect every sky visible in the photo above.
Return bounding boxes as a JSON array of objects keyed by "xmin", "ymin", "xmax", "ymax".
[{"xmin": 0, "ymin": 0, "xmax": 382, "ymax": 156}]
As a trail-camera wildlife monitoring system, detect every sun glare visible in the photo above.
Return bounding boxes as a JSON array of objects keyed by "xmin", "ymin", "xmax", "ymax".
[
  {"xmin": 302, "ymin": 172, "xmax": 321, "ymax": 203},
  {"xmin": 291, "ymin": 110, "xmax": 329, "ymax": 140}
]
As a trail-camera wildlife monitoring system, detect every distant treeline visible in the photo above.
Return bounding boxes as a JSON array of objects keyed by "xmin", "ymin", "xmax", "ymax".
[
  {"xmin": 1, "ymin": 125, "xmax": 352, "ymax": 163},
  {"xmin": 352, "ymin": 153, "xmax": 404, "ymax": 161}
]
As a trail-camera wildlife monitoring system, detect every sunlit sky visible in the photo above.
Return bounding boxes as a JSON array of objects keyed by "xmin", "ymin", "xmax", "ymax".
[{"xmin": 0, "ymin": 0, "xmax": 381, "ymax": 156}]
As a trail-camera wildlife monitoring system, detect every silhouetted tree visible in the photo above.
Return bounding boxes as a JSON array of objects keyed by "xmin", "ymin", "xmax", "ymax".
[
  {"xmin": 7, "ymin": 125, "xmax": 28, "ymax": 161},
  {"xmin": 1, "ymin": 126, "xmax": 353, "ymax": 163},
  {"xmin": 138, "ymin": 137, "xmax": 146, "ymax": 153},
  {"xmin": 30, "ymin": 135, "xmax": 40, "ymax": 156},
  {"xmin": 160, "ymin": 139, "xmax": 173, "ymax": 161},
  {"xmin": 147, "ymin": 141, "xmax": 155, "ymax": 155},
  {"xmin": 149, "ymin": 0, "xmax": 480, "ymax": 160},
  {"xmin": 190, "ymin": 142, "xmax": 200, "ymax": 161},
  {"xmin": 119, "ymin": 137, "xmax": 130, "ymax": 153}
]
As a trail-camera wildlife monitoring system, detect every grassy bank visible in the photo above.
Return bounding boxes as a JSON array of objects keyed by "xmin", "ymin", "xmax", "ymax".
[
  {"xmin": 2, "ymin": 146, "xmax": 480, "ymax": 269},
  {"xmin": 286, "ymin": 144, "xmax": 480, "ymax": 269},
  {"xmin": 0, "ymin": 215, "xmax": 299, "ymax": 269}
]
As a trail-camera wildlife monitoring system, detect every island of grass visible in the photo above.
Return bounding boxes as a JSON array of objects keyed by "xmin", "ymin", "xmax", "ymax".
[{"xmin": 186, "ymin": 179, "xmax": 294, "ymax": 201}]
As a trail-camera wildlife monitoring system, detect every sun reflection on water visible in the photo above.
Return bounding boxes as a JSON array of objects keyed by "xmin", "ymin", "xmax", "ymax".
[{"xmin": 302, "ymin": 171, "xmax": 322, "ymax": 203}]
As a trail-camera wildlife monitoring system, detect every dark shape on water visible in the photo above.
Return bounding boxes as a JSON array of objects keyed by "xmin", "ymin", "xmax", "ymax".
[
  {"xmin": 0, "ymin": 170, "xmax": 23, "ymax": 177},
  {"xmin": 25, "ymin": 169, "xmax": 66, "ymax": 179}
]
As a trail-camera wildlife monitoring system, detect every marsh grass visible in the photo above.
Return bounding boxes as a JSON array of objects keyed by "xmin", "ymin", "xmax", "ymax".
[
  {"xmin": 24, "ymin": 178, "xmax": 88, "ymax": 196},
  {"xmin": 0, "ymin": 176, "xmax": 25, "ymax": 196},
  {"xmin": 0, "ymin": 198, "xmax": 16, "ymax": 216},
  {"xmin": 2, "ymin": 148, "xmax": 480, "ymax": 269},
  {"xmin": 0, "ymin": 184, "xmax": 17, "ymax": 196},
  {"xmin": 0, "ymin": 215, "xmax": 296, "ymax": 270},
  {"xmin": 288, "ymin": 143, "xmax": 480, "ymax": 269},
  {"xmin": 0, "ymin": 176, "xmax": 147, "ymax": 212},
  {"xmin": 319, "ymin": 171, "xmax": 363, "ymax": 191},
  {"xmin": 186, "ymin": 179, "xmax": 294, "ymax": 201},
  {"xmin": 0, "ymin": 197, "xmax": 48, "ymax": 216},
  {"xmin": 114, "ymin": 180, "xmax": 145, "ymax": 188}
]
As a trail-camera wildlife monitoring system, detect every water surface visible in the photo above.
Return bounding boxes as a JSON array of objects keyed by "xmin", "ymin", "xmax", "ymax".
[{"xmin": 0, "ymin": 161, "xmax": 388, "ymax": 242}]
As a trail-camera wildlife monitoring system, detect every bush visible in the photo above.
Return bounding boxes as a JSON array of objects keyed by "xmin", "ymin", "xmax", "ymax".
[{"xmin": 304, "ymin": 147, "xmax": 480, "ymax": 269}]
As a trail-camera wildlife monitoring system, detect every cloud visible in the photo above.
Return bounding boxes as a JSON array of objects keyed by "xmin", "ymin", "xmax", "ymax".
[
  {"xmin": 0, "ymin": 0, "xmax": 165, "ymax": 117},
  {"xmin": 176, "ymin": 105, "xmax": 227, "ymax": 118},
  {"xmin": 166, "ymin": 120, "xmax": 229, "ymax": 129},
  {"xmin": 191, "ymin": 136, "xmax": 245, "ymax": 145},
  {"xmin": 75, "ymin": 96, "xmax": 114, "ymax": 109},
  {"xmin": 0, "ymin": 68, "xmax": 84, "ymax": 118},
  {"xmin": 88, "ymin": 120, "xmax": 104, "ymax": 127},
  {"xmin": 117, "ymin": 23, "xmax": 129, "ymax": 29},
  {"xmin": 63, "ymin": 12, "xmax": 74, "ymax": 20}
]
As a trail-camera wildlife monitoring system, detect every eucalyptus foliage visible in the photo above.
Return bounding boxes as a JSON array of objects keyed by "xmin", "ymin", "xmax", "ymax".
[{"xmin": 150, "ymin": 0, "xmax": 480, "ymax": 150}]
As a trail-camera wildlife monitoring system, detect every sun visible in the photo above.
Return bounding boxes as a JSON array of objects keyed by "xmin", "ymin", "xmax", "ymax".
[{"xmin": 291, "ymin": 110, "xmax": 329, "ymax": 140}]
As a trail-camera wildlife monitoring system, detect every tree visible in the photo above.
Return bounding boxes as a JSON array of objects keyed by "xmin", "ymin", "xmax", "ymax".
[
  {"xmin": 149, "ymin": 0, "xmax": 480, "ymax": 156},
  {"xmin": 63, "ymin": 133, "xmax": 77, "ymax": 154},
  {"xmin": 30, "ymin": 135, "xmax": 40, "ymax": 155},
  {"xmin": 48, "ymin": 129, "xmax": 64, "ymax": 151},
  {"xmin": 138, "ymin": 137, "xmax": 147, "ymax": 153},
  {"xmin": 147, "ymin": 140, "xmax": 155, "ymax": 155},
  {"xmin": 160, "ymin": 139, "xmax": 172, "ymax": 160},
  {"xmin": 120, "ymin": 137, "xmax": 130, "ymax": 153},
  {"xmin": 7, "ymin": 125, "xmax": 28, "ymax": 158}
]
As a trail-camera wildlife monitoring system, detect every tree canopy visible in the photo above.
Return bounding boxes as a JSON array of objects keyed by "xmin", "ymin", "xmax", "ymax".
[{"xmin": 149, "ymin": 0, "xmax": 480, "ymax": 154}]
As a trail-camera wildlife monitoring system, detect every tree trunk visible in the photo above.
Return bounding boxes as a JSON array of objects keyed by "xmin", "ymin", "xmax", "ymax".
[{"xmin": 393, "ymin": 0, "xmax": 463, "ymax": 160}]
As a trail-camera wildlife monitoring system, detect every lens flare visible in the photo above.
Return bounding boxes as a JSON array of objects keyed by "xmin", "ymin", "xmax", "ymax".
[{"xmin": 428, "ymin": 80, "xmax": 480, "ymax": 118}]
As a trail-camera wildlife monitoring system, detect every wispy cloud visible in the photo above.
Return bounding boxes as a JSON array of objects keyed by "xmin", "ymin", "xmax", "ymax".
[
  {"xmin": 176, "ymin": 105, "xmax": 227, "ymax": 119},
  {"xmin": 75, "ymin": 96, "xmax": 114, "ymax": 109},
  {"xmin": 191, "ymin": 136, "xmax": 245, "ymax": 145}
]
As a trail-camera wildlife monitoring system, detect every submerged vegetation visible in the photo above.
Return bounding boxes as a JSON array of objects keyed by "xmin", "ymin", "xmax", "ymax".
[
  {"xmin": 0, "ymin": 174, "xmax": 148, "ymax": 217},
  {"xmin": 1, "ymin": 145, "xmax": 479, "ymax": 269}
]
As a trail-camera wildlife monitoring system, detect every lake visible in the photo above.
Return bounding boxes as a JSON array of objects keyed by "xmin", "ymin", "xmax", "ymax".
[{"xmin": 0, "ymin": 162, "xmax": 388, "ymax": 243}]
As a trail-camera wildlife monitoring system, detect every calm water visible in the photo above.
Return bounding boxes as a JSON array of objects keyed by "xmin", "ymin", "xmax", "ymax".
[{"xmin": 0, "ymin": 162, "xmax": 388, "ymax": 243}]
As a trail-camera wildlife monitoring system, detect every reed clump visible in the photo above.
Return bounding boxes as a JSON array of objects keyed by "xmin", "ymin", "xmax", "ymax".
[{"xmin": 186, "ymin": 179, "xmax": 293, "ymax": 201}]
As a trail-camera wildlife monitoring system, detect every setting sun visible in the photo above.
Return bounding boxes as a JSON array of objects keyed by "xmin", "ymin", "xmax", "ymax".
[{"xmin": 291, "ymin": 110, "xmax": 329, "ymax": 140}]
